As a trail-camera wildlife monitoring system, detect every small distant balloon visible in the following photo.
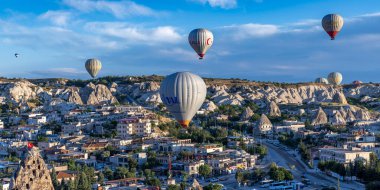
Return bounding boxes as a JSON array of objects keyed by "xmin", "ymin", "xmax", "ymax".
[
  {"xmin": 188, "ymin": 28, "xmax": 214, "ymax": 60},
  {"xmin": 352, "ymin": 80, "xmax": 362, "ymax": 86},
  {"xmin": 15, "ymin": 53, "xmax": 19, "ymax": 58},
  {"xmin": 85, "ymin": 58, "xmax": 102, "ymax": 78},
  {"xmin": 322, "ymin": 14, "xmax": 344, "ymax": 40},
  {"xmin": 328, "ymin": 72, "xmax": 343, "ymax": 85},
  {"xmin": 315, "ymin": 77, "xmax": 329, "ymax": 84}
]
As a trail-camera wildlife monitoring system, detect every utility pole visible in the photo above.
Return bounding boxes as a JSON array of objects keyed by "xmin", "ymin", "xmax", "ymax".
[{"xmin": 337, "ymin": 177, "xmax": 340, "ymax": 190}]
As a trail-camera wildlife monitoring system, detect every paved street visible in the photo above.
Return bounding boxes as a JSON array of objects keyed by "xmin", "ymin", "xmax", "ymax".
[{"xmin": 263, "ymin": 141, "xmax": 365, "ymax": 190}]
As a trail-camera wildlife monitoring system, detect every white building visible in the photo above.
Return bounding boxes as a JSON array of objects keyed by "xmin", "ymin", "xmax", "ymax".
[
  {"xmin": 275, "ymin": 122, "xmax": 305, "ymax": 134},
  {"xmin": 319, "ymin": 148, "xmax": 372, "ymax": 164},
  {"xmin": 25, "ymin": 114, "xmax": 47, "ymax": 125},
  {"xmin": 0, "ymin": 120, "xmax": 4, "ymax": 129},
  {"xmin": 117, "ymin": 106, "xmax": 143, "ymax": 113},
  {"xmin": 62, "ymin": 122, "xmax": 83, "ymax": 135},
  {"xmin": 109, "ymin": 153, "xmax": 147, "ymax": 167},
  {"xmin": 117, "ymin": 118, "xmax": 152, "ymax": 138}
]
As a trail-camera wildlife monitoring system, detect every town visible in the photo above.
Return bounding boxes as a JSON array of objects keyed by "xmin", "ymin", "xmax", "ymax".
[{"xmin": 0, "ymin": 77, "xmax": 379, "ymax": 190}]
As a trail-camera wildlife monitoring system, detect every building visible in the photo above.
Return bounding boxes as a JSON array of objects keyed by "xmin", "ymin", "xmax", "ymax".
[
  {"xmin": 10, "ymin": 147, "xmax": 54, "ymax": 190},
  {"xmin": 56, "ymin": 171, "xmax": 76, "ymax": 183},
  {"xmin": 256, "ymin": 114, "xmax": 273, "ymax": 135},
  {"xmin": 109, "ymin": 154, "xmax": 130, "ymax": 167},
  {"xmin": 196, "ymin": 144, "xmax": 223, "ymax": 154},
  {"xmin": 319, "ymin": 148, "xmax": 372, "ymax": 164},
  {"xmin": 0, "ymin": 119, "xmax": 4, "ymax": 129},
  {"xmin": 38, "ymin": 141, "xmax": 60, "ymax": 150},
  {"xmin": 82, "ymin": 142, "xmax": 109, "ymax": 153},
  {"xmin": 274, "ymin": 121, "xmax": 305, "ymax": 134},
  {"xmin": 227, "ymin": 136, "xmax": 255, "ymax": 148},
  {"xmin": 62, "ymin": 122, "xmax": 83, "ymax": 135},
  {"xmin": 27, "ymin": 114, "xmax": 47, "ymax": 125},
  {"xmin": 110, "ymin": 153, "xmax": 148, "ymax": 167},
  {"xmin": 184, "ymin": 160, "xmax": 205, "ymax": 176},
  {"xmin": 117, "ymin": 118, "xmax": 152, "ymax": 138}
]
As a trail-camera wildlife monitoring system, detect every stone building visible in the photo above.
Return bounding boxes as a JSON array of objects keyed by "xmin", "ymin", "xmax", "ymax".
[
  {"xmin": 11, "ymin": 147, "xmax": 54, "ymax": 190},
  {"xmin": 256, "ymin": 114, "xmax": 273, "ymax": 135}
]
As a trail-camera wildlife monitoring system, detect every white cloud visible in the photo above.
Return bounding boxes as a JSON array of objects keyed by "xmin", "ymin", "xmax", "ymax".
[
  {"xmin": 289, "ymin": 19, "xmax": 320, "ymax": 27},
  {"xmin": 63, "ymin": 0, "xmax": 158, "ymax": 18},
  {"xmin": 84, "ymin": 22, "xmax": 182, "ymax": 44},
  {"xmin": 223, "ymin": 23, "xmax": 279, "ymax": 39},
  {"xmin": 193, "ymin": 0, "xmax": 237, "ymax": 9},
  {"xmin": 39, "ymin": 11, "xmax": 72, "ymax": 26},
  {"xmin": 32, "ymin": 68, "xmax": 87, "ymax": 77},
  {"xmin": 359, "ymin": 12, "xmax": 380, "ymax": 18},
  {"xmin": 159, "ymin": 48, "xmax": 196, "ymax": 61}
]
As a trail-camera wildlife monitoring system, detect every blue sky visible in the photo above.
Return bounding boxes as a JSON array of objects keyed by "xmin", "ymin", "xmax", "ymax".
[{"xmin": 1, "ymin": 0, "xmax": 380, "ymax": 83}]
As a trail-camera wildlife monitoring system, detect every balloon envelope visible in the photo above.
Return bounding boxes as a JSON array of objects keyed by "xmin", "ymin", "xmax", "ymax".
[
  {"xmin": 85, "ymin": 58, "xmax": 102, "ymax": 78},
  {"xmin": 322, "ymin": 14, "xmax": 344, "ymax": 40},
  {"xmin": 352, "ymin": 80, "xmax": 363, "ymax": 85},
  {"xmin": 328, "ymin": 72, "xmax": 343, "ymax": 85},
  {"xmin": 188, "ymin": 28, "xmax": 213, "ymax": 59},
  {"xmin": 160, "ymin": 72, "xmax": 207, "ymax": 128},
  {"xmin": 315, "ymin": 77, "xmax": 329, "ymax": 84}
]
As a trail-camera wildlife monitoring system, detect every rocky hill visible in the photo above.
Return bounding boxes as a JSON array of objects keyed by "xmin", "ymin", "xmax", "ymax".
[
  {"xmin": 1, "ymin": 77, "xmax": 379, "ymax": 122},
  {"xmin": 118, "ymin": 78, "xmax": 379, "ymax": 122},
  {"xmin": 0, "ymin": 80, "xmax": 118, "ymax": 112}
]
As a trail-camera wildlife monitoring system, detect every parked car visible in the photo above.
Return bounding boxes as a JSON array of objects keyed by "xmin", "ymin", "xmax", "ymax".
[{"xmin": 210, "ymin": 178, "xmax": 219, "ymax": 182}]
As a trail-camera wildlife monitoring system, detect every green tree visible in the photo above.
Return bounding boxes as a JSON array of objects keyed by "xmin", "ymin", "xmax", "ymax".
[
  {"xmin": 203, "ymin": 183, "xmax": 223, "ymax": 190},
  {"xmin": 51, "ymin": 167, "xmax": 59, "ymax": 189},
  {"xmin": 37, "ymin": 135, "xmax": 49, "ymax": 142},
  {"xmin": 144, "ymin": 169, "xmax": 155, "ymax": 178},
  {"xmin": 98, "ymin": 172, "xmax": 104, "ymax": 185},
  {"xmin": 68, "ymin": 159, "xmax": 76, "ymax": 170},
  {"xmin": 77, "ymin": 172, "xmax": 90, "ymax": 190},
  {"xmin": 250, "ymin": 113, "xmax": 261, "ymax": 122},
  {"xmin": 253, "ymin": 169, "xmax": 265, "ymax": 182},
  {"xmin": 168, "ymin": 184, "xmax": 180, "ymax": 190},
  {"xmin": 67, "ymin": 179, "xmax": 76, "ymax": 190},
  {"xmin": 235, "ymin": 171, "xmax": 244, "ymax": 184},
  {"xmin": 59, "ymin": 178, "xmax": 66, "ymax": 190},
  {"xmin": 366, "ymin": 181, "xmax": 380, "ymax": 190},
  {"xmin": 114, "ymin": 166, "xmax": 130, "ymax": 179},
  {"xmin": 146, "ymin": 177, "xmax": 161, "ymax": 187},
  {"xmin": 128, "ymin": 157, "xmax": 138, "ymax": 169},
  {"xmin": 198, "ymin": 164, "xmax": 212, "ymax": 178},
  {"xmin": 103, "ymin": 167, "xmax": 114, "ymax": 180},
  {"xmin": 271, "ymin": 169, "xmax": 285, "ymax": 181}
]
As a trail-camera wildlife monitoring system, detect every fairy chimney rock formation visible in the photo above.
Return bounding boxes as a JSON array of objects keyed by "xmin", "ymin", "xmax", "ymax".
[
  {"xmin": 268, "ymin": 101, "xmax": 281, "ymax": 117},
  {"xmin": 11, "ymin": 147, "xmax": 54, "ymax": 190},
  {"xmin": 311, "ymin": 107, "xmax": 328, "ymax": 126}
]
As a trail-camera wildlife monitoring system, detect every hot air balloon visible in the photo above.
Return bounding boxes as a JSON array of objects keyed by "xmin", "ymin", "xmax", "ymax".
[
  {"xmin": 27, "ymin": 142, "xmax": 33, "ymax": 149},
  {"xmin": 328, "ymin": 72, "xmax": 343, "ymax": 85},
  {"xmin": 160, "ymin": 72, "xmax": 207, "ymax": 128},
  {"xmin": 352, "ymin": 80, "xmax": 363, "ymax": 86},
  {"xmin": 14, "ymin": 53, "xmax": 19, "ymax": 58},
  {"xmin": 85, "ymin": 58, "xmax": 102, "ymax": 78},
  {"xmin": 315, "ymin": 77, "xmax": 329, "ymax": 84},
  {"xmin": 322, "ymin": 14, "xmax": 344, "ymax": 40},
  {"xmin": 188, "ymin": 28, "xmax": 213, "ymax": 59}
]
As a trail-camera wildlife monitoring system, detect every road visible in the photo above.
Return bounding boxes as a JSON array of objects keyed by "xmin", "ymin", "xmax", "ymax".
[{"xmin": 263, "ymin": 141, "xmax": 365, "ymax": 190}]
